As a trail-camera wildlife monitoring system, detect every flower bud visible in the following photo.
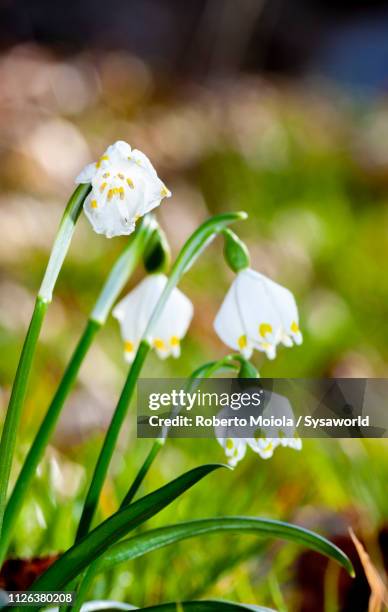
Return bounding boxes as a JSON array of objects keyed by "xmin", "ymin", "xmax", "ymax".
[
  {"xmin": 223, "ymin": 229, "xmax": 250, "ymax": 273},
  {"xmin": 143, "ymin": 225, "xmax": 171, "ymax": 274}
]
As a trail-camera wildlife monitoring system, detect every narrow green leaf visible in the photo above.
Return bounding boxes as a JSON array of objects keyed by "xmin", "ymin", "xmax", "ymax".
[
  {"xmin": 97, "ymin": 517, "xmax": 354, "ymax": 577},
  {"xmin": 30, "ymin": 465, "xmax": 227, "ymax": 591}
]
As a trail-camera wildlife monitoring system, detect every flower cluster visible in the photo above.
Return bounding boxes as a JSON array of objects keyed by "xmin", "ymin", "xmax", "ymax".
[{"xmin": 79, "ymin": 140, "xmax": 303, "ymax": 466}]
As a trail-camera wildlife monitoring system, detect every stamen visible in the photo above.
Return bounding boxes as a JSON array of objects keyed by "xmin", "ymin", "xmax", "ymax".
[
  {"xmin": 100, "ymin": 182, "xmax": 107, "ymax": 192},
  {"xmin": 127, "ymin": 178, "xmax": 134, "ymax": 189},
  {"xmin": 119, "ymin": 187, "xmax": 125, "ymax": 200},
  {"xmin": 90, "ymin": 199, "xmax": 98, "ymax": 209},
  {"xmin": 238, "ymin": 334, "xmax": 247, "ymax": 349},
  {"xmin": 153, "ymin": 338, "xmax": 166, "ymax": 350},
  {"xmin": 102, "ymin": 172, "xmax": 110, "ymax": 178},
  {"xmin": 96, "ymin": 155, "xmax": 109, "ymax": 168},
  {"xmin": 124, "ymin": 340, "xmax": 134, "ymax": 353},
  {"xmin": 117, "ymin": 173, "xmax": 125, "ymax": 180},
  {"xmin": 259, "ymin": 323, "xmax": 273, "ymax": 337},
  {"xmin": 107, "ymin": 189, "xmax": 114, "ymax": 201}
]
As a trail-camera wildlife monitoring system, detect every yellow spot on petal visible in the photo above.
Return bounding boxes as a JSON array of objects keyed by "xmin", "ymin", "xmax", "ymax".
[
  {"xmin": 127, "ymin": 178, "xmax": 134, "ymax": 189},
  {"xmin": 170, "ymin": 336, "xmax": 180, "ymax": 346},
  {"xmin": 124, "ymin": 341, "xmax": 134, "ymax": 353},
  {"xmin": 226, "ymin": 439, "xmax": 234, "ymax": 450},
  {"xmin": 96, "ymin": 155, "xmax": 109, "ymax": 168},
  {"xmin": 160, "ymin": 185, "xmax": 169, "ymax": 197},
  {"xmin": 153, "ymin": 338, "xmax": 166, "ymax": 350},
  {"xmin": 100, "ymin": 182, "xmax": 107, "ymax": 192},
  {"xmin": 134, "ymin": 214, "xmax": 140, "ymax": 222},
  {"xmin": 238, "ymin": 334, "xmax": 247, "ymax": 349},
  {"xmin": 90, "ymin": 199, "xmax": 98, "ymax": 209},
  {"xmin": 263, "ymin": 442, "xmax": 274, "ymax": 453},
  {"xmin": 259, "ymin": 323, "xmax": 273, "ymax": 337},
  {"xmin": 291, "ymin": 321, "xmax": 299, "ymax": 333}
]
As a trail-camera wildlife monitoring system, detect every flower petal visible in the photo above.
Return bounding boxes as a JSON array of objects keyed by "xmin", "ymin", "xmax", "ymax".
[
  {"xmin": 236, "ymin": 269, "xmax": 283, "ymax": 350},
  {"xmin": 113, "ymin": 274, "xmax": 192, "ymax": 362},
  {"xmin": 75, "ymin": 163, "xmax": 97, "ymax": 184},
  {"xmin": 214, "ymin": 279, "xmax": 247, "ymax": 353}
]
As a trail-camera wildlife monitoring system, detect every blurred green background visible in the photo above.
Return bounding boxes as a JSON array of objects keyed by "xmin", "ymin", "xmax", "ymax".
[{"xmin": 1, "ymin": 2, "xmax": 388, "ymax": 609}]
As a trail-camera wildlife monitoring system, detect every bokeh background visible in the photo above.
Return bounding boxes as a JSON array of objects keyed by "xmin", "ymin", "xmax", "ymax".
[{"xmin": 0, "ymin": 1, "xmax": 388, "ymax": 610}]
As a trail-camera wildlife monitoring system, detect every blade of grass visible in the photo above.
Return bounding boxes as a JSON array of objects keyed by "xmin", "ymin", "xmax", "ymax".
[{"xmin": 96, "ymin": 517, "xmax": 355, "ymax": 577}]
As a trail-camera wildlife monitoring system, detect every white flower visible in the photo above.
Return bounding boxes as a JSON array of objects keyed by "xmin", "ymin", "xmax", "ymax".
[
  {"xmin": 112, "ymin": 273, "xmax": 193, "ymax": 363},
  {"xmin": 216, "ymin": 390, "xmax": 302, "ymax": 467},
  {"xmin": 76, "ymin": 140, "xmax": 171, "ymax": 238},
  {"xmin": 214, "ymin": 268, "xmax": 302, "ymax": 361}
]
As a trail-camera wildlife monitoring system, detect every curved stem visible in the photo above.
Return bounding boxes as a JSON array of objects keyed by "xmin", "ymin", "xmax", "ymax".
[
  {"xmin": 75, "ymin": 211, "xmax": 247, "ymax": 541},
  {"xmin": 0, "ymin": 216, "xmax": 154, "ymax": 565},
  {"xmin": 0, "ymin": 184, "xmax": 90, "ymax": 544}
]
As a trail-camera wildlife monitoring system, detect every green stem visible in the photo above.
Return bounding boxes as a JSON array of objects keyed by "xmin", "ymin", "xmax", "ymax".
[
  {"xmin": 123, "ymin": 359, "xmax": 239, "ymax": 504},
  {"xmin": 38, "ymin": 184, "xmax": 91, "ymax": 303},
  {"xmin": 0, "ymin": 298, "xmax": 47, "ymax": 541},
  {"xmin": 120, "ymin": 440, "xmax": 163, "ymax": 508},
  {"xmin": 75, "ymin": 340, "xmax": 150, "ymax": 541},
  {"xmin": 75, "ymin": 211, "xmax": 247, "ymax": 541},
  {"xmin": 0, "ymin": 184, "xmax": 89, "ymax": 544},
  {"xmin": 0, "ymin": 319, "xmax": 98, "ymax": 564},
  {"xmin": 0, "ymin": 215, "xmax": 154, "ymax": 565}
]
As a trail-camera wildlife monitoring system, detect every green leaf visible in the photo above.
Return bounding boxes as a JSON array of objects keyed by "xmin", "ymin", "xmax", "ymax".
[
  {"xmin": 29, "ymin": 465, "xmax": 227, "ymax": 591},
  {"xmin": 97, "ymin": 517, "xmax": 354, "ymax": 577},
  {"xmin": 125, "ymin": 600, "xmax": 275, "ymax": 611}
]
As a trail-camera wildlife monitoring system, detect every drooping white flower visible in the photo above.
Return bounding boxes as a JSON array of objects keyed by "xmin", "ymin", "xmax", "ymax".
[
  {"xmin": 214, "ymin": 268, "xmax": 302, "ymax": 361},
  {"xmin": 216, "ymin": 390, "xmax": 302, "ymax": 467},
  {"xmin": 76, "ymin": 140, "xmax": 171, "ymax": 238},
  {"xmin": 112, "ymin": 274, "xmax": 193, "ymax": 363}
]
